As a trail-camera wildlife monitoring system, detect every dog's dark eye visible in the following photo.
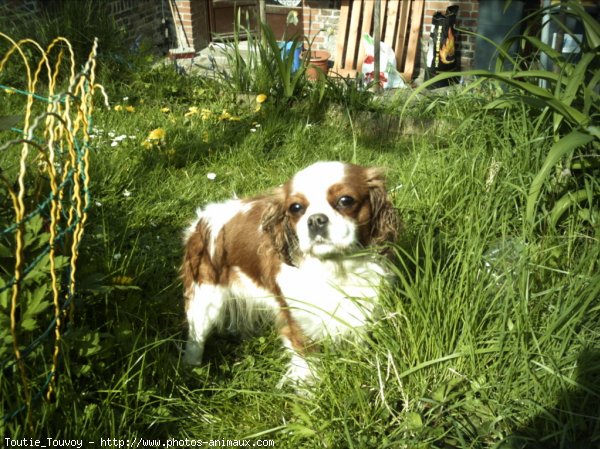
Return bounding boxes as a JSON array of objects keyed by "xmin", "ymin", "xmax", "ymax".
[
  {"xmin": 336, "ymin": 195, "xmax": 355, "ymax": 209},
  {"xmin": 289, "ymin": 203, "xmax": 304, "ymax": 214}
]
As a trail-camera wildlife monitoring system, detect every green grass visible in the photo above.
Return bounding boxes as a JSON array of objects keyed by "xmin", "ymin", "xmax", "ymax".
[{"xmin": 1, "ymin": 62, "xmax": 599, "ymax": 448}]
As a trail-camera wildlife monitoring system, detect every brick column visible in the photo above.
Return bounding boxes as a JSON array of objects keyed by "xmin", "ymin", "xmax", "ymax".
[
  {"xmin": 422, "ymin": 0, "xmax": 479, "ymax": 71},
  {"xmin": 171, "ymin": 0, "xmax": 209, "ymax": 55}
]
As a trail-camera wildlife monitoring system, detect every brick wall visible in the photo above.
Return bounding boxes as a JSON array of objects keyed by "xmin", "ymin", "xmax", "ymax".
[
  {"xmin": 422, "ymin": 0, "xmax": 479, "ymax": 71},
  {"xmin": 171, "ymin": 0, "xmax": 209, "ymax": 53},
  {"xmin": 1, "ymin": 0, "xmax": 171, "ymax": 51},
  {"xmin": 302, "ymin": 1, "xmax": 340, "ymax": 57}
]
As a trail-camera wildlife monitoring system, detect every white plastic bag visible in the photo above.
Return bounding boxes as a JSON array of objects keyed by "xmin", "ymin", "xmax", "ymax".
[{"xmin": 361, "ymin": 34, "xmax": 406, "ymax": 89}]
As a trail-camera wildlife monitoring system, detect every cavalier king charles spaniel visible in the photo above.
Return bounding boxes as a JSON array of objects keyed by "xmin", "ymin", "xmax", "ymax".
[{"xmin": 182, "ymin": 161, "xmax": 399, "ymax": 387}]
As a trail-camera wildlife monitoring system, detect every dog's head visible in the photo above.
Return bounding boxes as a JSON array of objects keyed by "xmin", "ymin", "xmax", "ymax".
[{"xmin": 262, "ymin": 161, "xmax": 400, "ymax": 264}]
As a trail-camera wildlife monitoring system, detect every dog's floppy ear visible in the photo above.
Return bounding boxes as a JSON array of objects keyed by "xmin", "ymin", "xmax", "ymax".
[
  {"xmin": 366, "ymin": 167, "xmax": 401, "ymax": 247},
  {"xmin": 261, "ymin": 188, "xmax": 299, "ymax": 266}
]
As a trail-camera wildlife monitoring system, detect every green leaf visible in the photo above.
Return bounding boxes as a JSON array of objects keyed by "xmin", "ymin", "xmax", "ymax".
[
  {"xmin": 583, "ymin": 70, "xmax": 600, "ymax": 116},
  {"xmin": 526, "ymin": 130, "xmax": 595, "ymax": 224},
  {"xmin": 511, "ymin": 70, "xmax": 564, "ymax": 84},
  {"xmin": 404, "ymin": 412, "xmax": 423, "ymax": 430},
  {"xmin": 578, "ymin": 207, "xmax": 599, "ymax": 224},
  {"xmin": 24, "ymin": 215, "xmax": 44, "ymax": 247},
  {"xmin": 553, "ymin": 52, "xmax": 596, "ymax": 132},
  {"xmin": 519, "ymin": 35, "xmax": 562, "ymax": 60},
  {"xmin": 0, "ymin": 242, "xmax": 12, "ymax": 258},
  {"xmin": 550, "ymin": 188, "xmax": 593, "ymax": 227},
  {"xmin": 21, "ymin": 317, "xmax": 37, "ymax": 331},
  {"xmin": 0, "ymin": 286, "xmax": 9, "ymax": 309},
  {"xmin": 53, "ymin": 255, "xmax": 69, "ymax": 270},
  {"xmin": 24, "ymin": 284, "xmax": 50, "ymax": 316},
  {"xmin": 567, "ymin": 1, "xmax": 600, "ymax": 50},
  {"xmin": 587, "ymin": 125, "xmax": 600, "ymax": 139}
]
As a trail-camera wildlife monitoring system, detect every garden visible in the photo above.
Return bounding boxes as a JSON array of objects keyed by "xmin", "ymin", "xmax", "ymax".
[{"xmin": 0, "ymin": 1, "xmax": 598, "ymax": 447}]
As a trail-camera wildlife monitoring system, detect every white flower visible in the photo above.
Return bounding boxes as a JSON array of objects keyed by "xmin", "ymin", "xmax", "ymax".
[
  {"xmin": 111, "ymin": 141, "xmax": 119, "ymax": 147},
  {"xmin": 123, "ymin": 189, "xmax": 132, "ymax": 197},
  {"xmin": 113, "ymin": 253, "xmax": 122, "ymax": 260},
  {"xmin": 207, "ymin": 172, "xmax": 217, "ymax": 181}
]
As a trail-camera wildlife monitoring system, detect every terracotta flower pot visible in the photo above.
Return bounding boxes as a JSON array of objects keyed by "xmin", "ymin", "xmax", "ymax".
[{"xmin": 303, "ymin": 50, "xmax": 330, "ymax": 81}]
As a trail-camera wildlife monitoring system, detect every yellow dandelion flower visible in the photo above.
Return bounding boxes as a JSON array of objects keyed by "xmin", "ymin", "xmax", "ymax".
[
  {"xmin": 200, "ymin": 108, "xmax": 212, "ymax": 121},
  {"xmin": 112, "ymin": 275, "xmax": 134, "ymax": 285},
  {"xmin": 219, "ymin": 110, "xmax": 231, "ymax": 121},
  {"xmin": 185, "ymin": 106, "xmax": 199, "ymax": 117},
  {"xmin": 125, "ymin": 105, "xmax": 135, "ymax": 113},
  {"xmin": 147, "ymin": 128, "xmax": 166, "ymax": 141},
  {"xmin": 160, "ymin": 107, "xmax": 171, "ymax": 113},
  {"xmin": 256, "ymin": 94, "xmax": 267, "ymax": 104},
  {"xmin": 142, "ymin": 140, "xmax": 154, "ymax": 149},
  {"xmin": 114, "ymin": 104, "xmax": 123, "ymax": 111}
]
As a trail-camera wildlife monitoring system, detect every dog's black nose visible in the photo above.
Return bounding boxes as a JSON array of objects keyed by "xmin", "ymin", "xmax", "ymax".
[{"xmin": 308, "ymin": 213, "xmax": 329, "ymax": 237}]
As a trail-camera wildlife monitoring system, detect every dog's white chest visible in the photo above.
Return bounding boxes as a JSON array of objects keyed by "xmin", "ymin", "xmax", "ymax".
[{"xmin": 276, "ymin": 257, "xmax": 386, "ymax": 341}]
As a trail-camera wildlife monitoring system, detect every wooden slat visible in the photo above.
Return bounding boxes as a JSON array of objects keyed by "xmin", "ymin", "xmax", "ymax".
[
  {"xmin": 344, "ymin": 0, "xmax": 363, "ymax": 71},
  {"xmin": 384, "ymin": 0, "xmax": 398, "ymax": 44},
  {"xmin": 356, "ymin": 0, "xmax": 374, "ymax": 73},
  {"xmin": 394, "ymin": 0, "xmax": 410, "ymax": 65},
  {"xmin": 402, "ymin": 0, "xmax": 424, "ymax": 81},
  {"xmin": 332, "ymin": 0, "xmax": 423, "ymax": 81},
  {"xmin": 334, "ymin": 0, "xmax": 350, "ymax": 70}
]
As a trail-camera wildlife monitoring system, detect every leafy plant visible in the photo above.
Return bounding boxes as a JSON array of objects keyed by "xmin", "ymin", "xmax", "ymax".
[
  {"xmin": 260, "ymin": 23, "xmax": 308, "ymax": 100},
  {"xmin": 403, "ymin": 0, "xmax": 599, "ymax": 229},
  {"xmin": 214, "ymin": 10, "xmax": 328, "ymax": 103},
  {"xmin": 0, "ymin": 213, "xmax": 68, "ymax": 425}
]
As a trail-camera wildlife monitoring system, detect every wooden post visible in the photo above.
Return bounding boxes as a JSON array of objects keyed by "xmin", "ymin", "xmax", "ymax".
[
  {"xmin": 373, "ymin": 0, "xmax": 381, "ymax": 90},
  {"xmin": 403, "ymin": 0, "xmax": 424, "ymax": 81}
]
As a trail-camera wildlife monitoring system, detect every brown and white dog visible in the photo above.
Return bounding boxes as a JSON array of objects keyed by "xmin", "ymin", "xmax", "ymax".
[{"xmin": 182, "ymin": 161, "xmax": 399, "ymax": 387}]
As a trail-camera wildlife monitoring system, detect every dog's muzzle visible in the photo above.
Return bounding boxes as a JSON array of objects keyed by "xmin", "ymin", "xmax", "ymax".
[{"xmin": 308, "ymin": 213, "xmax": 329, "ymax": 239}]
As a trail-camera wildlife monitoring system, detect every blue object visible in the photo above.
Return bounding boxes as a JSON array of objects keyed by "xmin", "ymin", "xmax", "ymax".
[{"xmin": 278, "ymin": 41, "xmax": 302, "ymax": 73}]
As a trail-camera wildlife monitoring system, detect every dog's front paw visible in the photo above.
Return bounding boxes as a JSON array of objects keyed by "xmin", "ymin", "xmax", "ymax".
[
  {"xmin": 183, "ymin": 340, "xmax": 204, "ymax": 366},
  {"xmin": 276, "ymin": 354, "xmax": 316, "ymax": 392}
]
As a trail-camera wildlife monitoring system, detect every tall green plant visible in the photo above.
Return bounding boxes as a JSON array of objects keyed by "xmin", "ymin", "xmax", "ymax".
[
  {"xmin": 215, "ymin": 10, "xmax": 327, "ymax": 102},
  {"xmin": 403, "ymin": 1, "xmax": 599, "ymax": 228},
  {"xmin": 259, "ymin": 23, "xmax": 308, "ymax": 100}
]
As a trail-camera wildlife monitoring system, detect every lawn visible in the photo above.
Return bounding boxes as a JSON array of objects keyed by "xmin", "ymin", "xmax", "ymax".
[{"xmin": 1, "ymin": 2, "xmax": 599, "ymax": 448}]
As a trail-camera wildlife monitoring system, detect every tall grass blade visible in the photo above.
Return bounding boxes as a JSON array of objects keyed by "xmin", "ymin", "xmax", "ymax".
[{"xmin": 526, "ymin": 130, "xmax": 594, "ymax": 224}]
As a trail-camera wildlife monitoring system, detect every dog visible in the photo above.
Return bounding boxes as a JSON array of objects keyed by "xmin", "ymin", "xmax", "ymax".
[{"xmin": 182, "ymin": 161, "xmax": 399, "ymax": 386}]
